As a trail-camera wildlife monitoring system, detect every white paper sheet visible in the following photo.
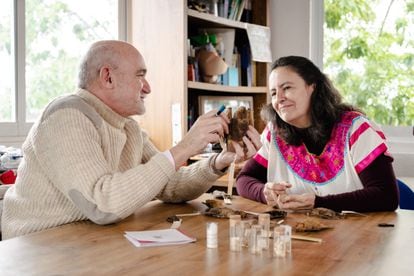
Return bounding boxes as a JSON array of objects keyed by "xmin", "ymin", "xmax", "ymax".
[{"xmin": 124, "ymin": 229, "xmax": 196, "ymax": 247}]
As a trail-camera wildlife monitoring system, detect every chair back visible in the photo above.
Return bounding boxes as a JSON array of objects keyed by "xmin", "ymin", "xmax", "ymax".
[{"xmin": 397, "ymin": 179, "xmax": 414, "ymax": 210}]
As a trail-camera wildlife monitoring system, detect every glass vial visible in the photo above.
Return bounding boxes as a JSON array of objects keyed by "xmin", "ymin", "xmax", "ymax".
[
  {"xmin": 283, "ymin": 225, "xmax": 292, "ymax": 254},
  {"xmin": 206, "ymin": 222, "xmax": 218, "ymax": 248},
  {"xmin": 240, "ymin": 220, "xmax": 252, "ymax": 248},
  {"xmin": 258, "ymin": 213, "xmax": 270, "ymax": 250},
  {"xmin": 273, "ymin": 225, "xmax": 292, "ymax": 257},
  {"xmin": 249, "ymin": 225, "xmax": 262, "ymax": 254},
  {"xmin": 229, "ymin": 215, "xmax": 242, "ymax": 252}
]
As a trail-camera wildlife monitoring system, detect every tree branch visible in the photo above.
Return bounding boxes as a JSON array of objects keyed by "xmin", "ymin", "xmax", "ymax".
[{"xmin": 378, "ymin": 0, "xmax": 395, "ymax": 37}]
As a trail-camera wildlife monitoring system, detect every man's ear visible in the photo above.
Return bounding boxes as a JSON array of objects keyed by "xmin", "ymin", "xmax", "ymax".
[{"xmin": 99, "ymin": 66, "xmax": 115, "ymax": 88}]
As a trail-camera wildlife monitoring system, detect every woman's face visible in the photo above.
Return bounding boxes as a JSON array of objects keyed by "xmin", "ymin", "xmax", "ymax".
[{"xmin": 269, "ymin": 66, "xmax": 314, "ymax": 128}]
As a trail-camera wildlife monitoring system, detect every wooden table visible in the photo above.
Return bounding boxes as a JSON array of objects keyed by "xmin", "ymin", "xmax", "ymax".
[{"xmin": 0, "ymin": 194, "xmax": 413, "ymax": 275}]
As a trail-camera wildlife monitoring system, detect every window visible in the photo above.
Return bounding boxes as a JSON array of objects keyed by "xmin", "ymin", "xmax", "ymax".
[
  {"xmin": 323, "ymin": 0, "xmax": 414, "ymax": 127},
  {"xmin": 318, "ymin": 0, "xmax": 414, "ymax": 176},
  {"xmin": 0, "ymin": 0, "xmax": 128, "ymax": 141},
  {"xmin": 0, "ymin": 1, "xmax": 14, "ymax": 123}
]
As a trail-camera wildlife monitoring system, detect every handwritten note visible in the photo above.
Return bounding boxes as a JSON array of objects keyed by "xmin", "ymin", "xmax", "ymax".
[{"xmin": 246, "ymin": 24, "xmax": 272, "ymax": 63}]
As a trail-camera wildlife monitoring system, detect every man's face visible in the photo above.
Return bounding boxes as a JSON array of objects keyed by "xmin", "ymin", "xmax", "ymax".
[{"xmin": 112, "ymin": 49, "xmax": 151, "ymax": 117}]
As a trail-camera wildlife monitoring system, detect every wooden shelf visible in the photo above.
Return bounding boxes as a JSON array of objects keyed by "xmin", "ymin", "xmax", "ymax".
[
  {"xmin": 187, "ymin": 9, "xmax": 248, "ymax": 29},
  {"xmin": 131, "ymin": 0, "xmax": 269, "ymax": 151},
  {"xmin": 188, "ymin": 81, "xmax": 267, "ymax": 93}
]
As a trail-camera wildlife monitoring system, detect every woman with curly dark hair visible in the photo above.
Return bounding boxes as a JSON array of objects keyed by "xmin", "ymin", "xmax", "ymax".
[{"xmin": 236, "ymin": 56, "xmax": 399, "ymax": 212}]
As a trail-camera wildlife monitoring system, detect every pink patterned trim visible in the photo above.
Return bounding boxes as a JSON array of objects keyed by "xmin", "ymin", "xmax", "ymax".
[
  {"xmin": 355, "ymin": 143, "xmax": 387, "ymax": 173},
  {"xmin": 349, "ymin": 122, "xmax": 369, "ymax": 147},
  {"xmin": 377, "ymin": 130, "xmax": 386, "ymax": 140},
  {"xmin": 273, "ymin": 111, "xmax": 361, "ymax": 183},
  {"xmin": 265, "ymin": 128, "xmax": 271, "ymax": 142},
  {"xmin": 254, "ymin": 154, "xmax": 268, "ymax": 168}
]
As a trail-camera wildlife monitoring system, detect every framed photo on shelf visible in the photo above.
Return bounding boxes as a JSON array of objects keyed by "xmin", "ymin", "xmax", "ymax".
[{"xmin": 198, "ymin": 95, "xmax": 254, "ymax": 121}]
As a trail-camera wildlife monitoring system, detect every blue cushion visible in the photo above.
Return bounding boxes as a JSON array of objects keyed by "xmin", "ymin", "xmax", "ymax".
[{"xmin": 398, "ymin": 179, "xmax": 414, "ymax": 210}]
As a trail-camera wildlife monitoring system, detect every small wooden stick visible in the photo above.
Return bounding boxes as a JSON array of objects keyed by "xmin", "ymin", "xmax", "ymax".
[
  {"xmin": 291, "ymin": 234, "xmax": 322, "ymax": 243},
  {"xmin": 175, "ymin": 212, "xmax": 201, "ymax": 217},
  {"xmin": 227, "ymin": 161, "xmax": 236, "ymax": 196},
  {"xmin": 218, "ymin": 136, "xmax": 227, "ymax": 151}
]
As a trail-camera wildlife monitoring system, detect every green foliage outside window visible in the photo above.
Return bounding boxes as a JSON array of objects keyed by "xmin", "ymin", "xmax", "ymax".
[
  {"xmin": 25, "ymin": 0, "xmax": 116, "ymax": 121},
  {"xmin": 324, "ymin": 0, "xmax": 414, "ymax": 126},
  {"xmin": 0, "ymin": 0, "xmax": 116, "ymax": 122}
]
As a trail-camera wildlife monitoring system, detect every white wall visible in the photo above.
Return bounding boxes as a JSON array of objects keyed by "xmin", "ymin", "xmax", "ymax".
[
  {"xmin": 382, "ymin": 126, "xmax": 414, "ymax": 177},
  {"xmin": 270, "ymin": 0, "xmax": 311, "ymax": 60},
  {"xmin": 0, "ymin": 137, "xmax": 25, "ymax": 148}
]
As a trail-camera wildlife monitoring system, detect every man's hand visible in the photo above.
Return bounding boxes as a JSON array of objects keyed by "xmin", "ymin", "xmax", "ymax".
[
  {"xmin": 170, "ymin": 109, "xmax": 230, "ymax": 169},
  {"xmin": 214, "ymin": 125, "xmax": 262, "ymax": 171}
]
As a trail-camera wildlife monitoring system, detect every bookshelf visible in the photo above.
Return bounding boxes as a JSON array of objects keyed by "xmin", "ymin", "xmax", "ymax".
[
  {"xmin": 188, "ymin": 81, "xmax": 266, "ymax": 93},
  {"xmin": 131, "ymin": 0, "xmax": 270, "ymax": 151}
]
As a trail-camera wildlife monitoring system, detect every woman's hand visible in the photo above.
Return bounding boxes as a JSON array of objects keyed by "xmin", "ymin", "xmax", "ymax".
[
  {"xmin": 244, "ymin": 125, "xmax": 262, "ymax": 156},
  {"xmin": 277, "ymin": 193, "xmax": 315, "ymax": 210},
  {"xmin": 214, "ymin": 125, "xmax": 262, "ymax": 170},
  {"xmin": 263, "ymin": 182, "xmax": 291, "ymax": 207}
]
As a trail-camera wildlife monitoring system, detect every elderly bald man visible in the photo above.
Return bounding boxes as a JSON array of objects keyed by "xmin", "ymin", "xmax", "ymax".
[{"xmin": 1, "ymin": 40, "xmax": 261, "ymax": 239}]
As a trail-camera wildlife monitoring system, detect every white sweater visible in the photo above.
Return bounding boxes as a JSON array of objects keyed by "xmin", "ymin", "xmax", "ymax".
[{"xmin": 1, "ymin": 89, "xmax": 223, "ymax": 239}]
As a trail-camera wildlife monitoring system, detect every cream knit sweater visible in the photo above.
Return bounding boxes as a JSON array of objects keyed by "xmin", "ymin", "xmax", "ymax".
[{"xmin": 1, "ymin": 89, "xmax": 224, "ymax": 239}]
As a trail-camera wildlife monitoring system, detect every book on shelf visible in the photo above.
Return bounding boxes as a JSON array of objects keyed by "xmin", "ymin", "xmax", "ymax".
[
  {"xmin": 240, "ymin": 0, "xmax": 252, "ymax": 23},
  {"xmin": 250, "ymin": 61, "xmax": 257, "ymax": 87},
  {"xmin": 218, "ymin": 0, "xmax": 225, "ymax": 17},
  {"xmin": 222, "ymin": 66, "xmax": 239, "ymax": 86},
  {"xmin": 240, "ymin": 43, "xmax": 251, "ymax": 86},
  {"xmin": 227, "ymin": 0, "xmax": 247, "ymax": 21},
  {"xmin": 235, "ymin": 0, "xmax": 247, "ymax": 21},
  {"xmin": 228, "ymin": 0, "xmax": 238, "ymax": 20},
  {"xmin": 223, "ymin": 0, "xmax": 229, "ymax": 18}
]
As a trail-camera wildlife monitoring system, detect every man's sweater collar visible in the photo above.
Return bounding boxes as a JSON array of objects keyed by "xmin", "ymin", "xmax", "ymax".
[{"xmin": 76, "ymin": 88, "xmax": 130, "ymax": 129}]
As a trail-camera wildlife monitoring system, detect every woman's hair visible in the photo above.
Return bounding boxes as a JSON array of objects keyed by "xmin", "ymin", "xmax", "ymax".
[{"xmin": 261, "ymin": 55, "xmax": 361, "ymax": 146}]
